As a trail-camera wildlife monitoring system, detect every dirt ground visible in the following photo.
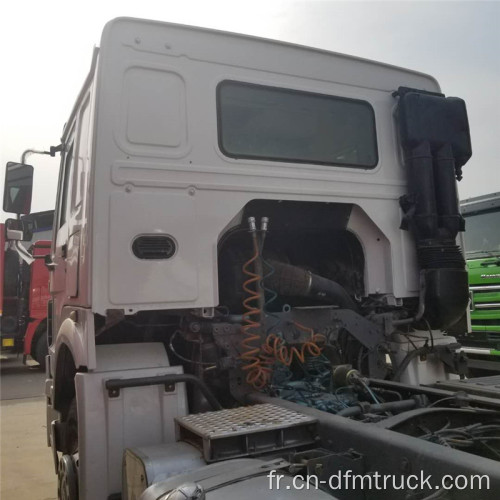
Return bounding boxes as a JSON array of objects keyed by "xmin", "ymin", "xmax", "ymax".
[{"xmin": 1, "ymin": 355, "xmax": 56, "ymax": 500}]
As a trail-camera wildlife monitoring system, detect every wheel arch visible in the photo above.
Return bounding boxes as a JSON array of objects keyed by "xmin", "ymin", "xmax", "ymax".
[
  {"xmin": 53, "ymin": 318, "xmax": 88, "ymax": 418},
  {"xmin": 53, "ymin": 343, "xmax": 77, "ymax": 418}
]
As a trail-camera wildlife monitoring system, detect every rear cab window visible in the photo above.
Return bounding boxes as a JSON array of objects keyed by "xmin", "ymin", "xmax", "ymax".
[{"xmin": 217, "ymin": 81, "xmax": 378, "ymax": 168}]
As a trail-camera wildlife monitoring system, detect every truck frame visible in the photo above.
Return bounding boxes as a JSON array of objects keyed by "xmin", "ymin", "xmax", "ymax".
[{"xmin": 4, "ymin": 17, "xmax": 500, "ymax": 500}]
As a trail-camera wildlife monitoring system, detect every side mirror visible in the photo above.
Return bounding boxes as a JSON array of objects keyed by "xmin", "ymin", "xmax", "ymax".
[
  {"xmin": 3, "ymin": 162, "xmax": 34, "ymax": 215},
  {"xmin": 4, "ymin": 218, "xmax": 34, "ymax": 242}
]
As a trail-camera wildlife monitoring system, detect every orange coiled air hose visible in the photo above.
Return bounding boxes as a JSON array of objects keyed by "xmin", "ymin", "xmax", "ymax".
[
  {"xmin": 261, "ymin": 321, "xmax": 325, "ymax": 367},
  {"xmin": 240, "ymin": 222, "xmax": 271, "ymax": 389}
]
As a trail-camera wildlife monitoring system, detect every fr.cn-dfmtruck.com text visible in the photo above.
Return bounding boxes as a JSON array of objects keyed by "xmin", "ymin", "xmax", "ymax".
[{"xmin": 267, "ymin": 469, "xmax": 490, "ymax": 493}]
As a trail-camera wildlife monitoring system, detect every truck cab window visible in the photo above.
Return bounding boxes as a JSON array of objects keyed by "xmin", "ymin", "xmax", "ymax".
[
  {"xmin": 217, "ymin": 81, "xmax": 378, "ymax": 168},
  {"xmin": 73, "ymin": 97, "xmax": 90, "ymax": 211},
  {"xmin": 59, "ymin": 142, "xmax": 74, "ymax": 228}
]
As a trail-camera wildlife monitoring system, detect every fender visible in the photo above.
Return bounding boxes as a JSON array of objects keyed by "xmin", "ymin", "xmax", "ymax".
[
  {"xmin": 55, "ymin": 318, "xmax": 87, "ymax": 370},
  {"xmin": 24, "ymin": 318, "xmax": 45, "ymax": 356},
  {"xmin": 53, "ymin": 308, "xmax": 97, "ymax": 371}
]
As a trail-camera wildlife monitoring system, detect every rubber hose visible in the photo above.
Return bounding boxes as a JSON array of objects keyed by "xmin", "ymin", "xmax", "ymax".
[{"xmin": 336, "ymin": 398, "xmax": 417, "ymax": 417}]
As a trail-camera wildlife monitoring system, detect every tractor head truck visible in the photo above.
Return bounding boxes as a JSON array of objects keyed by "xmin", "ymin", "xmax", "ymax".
[{"xmin": 4, "ymin": 17, "xmax": 500, "ymax": 500}]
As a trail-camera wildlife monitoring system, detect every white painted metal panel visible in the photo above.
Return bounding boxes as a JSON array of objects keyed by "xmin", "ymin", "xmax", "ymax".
[
  {"xmin": 89, "ymin": 18, "xmax": 441, "ymax": 314},
  {"xmin": 108, "ymin": 191, "xmax": 198, "ymax": 309},
  {"xmin": 76, "ymin": 343, "xmax": 188, "ymax": 500}
]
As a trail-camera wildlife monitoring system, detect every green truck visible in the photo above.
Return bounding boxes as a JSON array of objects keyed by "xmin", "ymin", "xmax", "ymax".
[{"xmin": 461, "ymin": 192, "xmax": 500, "ymax": 372}]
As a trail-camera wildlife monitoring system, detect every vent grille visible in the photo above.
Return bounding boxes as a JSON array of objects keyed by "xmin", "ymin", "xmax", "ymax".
[{"xmin": 132, "ymin": 235, "xmax": 176, "ymax": 260}]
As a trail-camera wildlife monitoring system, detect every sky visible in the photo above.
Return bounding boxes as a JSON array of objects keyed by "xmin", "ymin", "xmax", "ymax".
[{"xmin": 0, "ymin": 0, "xmax": 499, "ymax": 221}]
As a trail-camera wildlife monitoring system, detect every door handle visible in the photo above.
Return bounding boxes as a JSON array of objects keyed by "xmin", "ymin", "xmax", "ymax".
[{"xmin": 61, "ymin": 244, "xmax": 67, "ymax": 259}]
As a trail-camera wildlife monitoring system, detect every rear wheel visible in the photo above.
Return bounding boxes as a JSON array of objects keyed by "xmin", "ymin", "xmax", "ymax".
[
  {"xmin": 64, "ymin": 399, "xmax": 79, "ymax": 455},
  {"xmin": 58, "ymin": 454, "xmax": 78, "ymax": 500},
  {"xmin": 31, "ymin": 320, "xmax": 48, "ymax": 368},
  {"xmin": 58, "ymin": 398, "xmax": 79, "ymax": 500}
]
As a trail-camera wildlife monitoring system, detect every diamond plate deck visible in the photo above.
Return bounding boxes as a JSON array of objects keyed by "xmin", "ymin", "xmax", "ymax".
[
  {"xmin": 177, "ymin": 403, "xmax": 316, "ymax": 438},
  {"xmin": 176, "ymin": 404, "xmax": 318, "ymax": 462}
]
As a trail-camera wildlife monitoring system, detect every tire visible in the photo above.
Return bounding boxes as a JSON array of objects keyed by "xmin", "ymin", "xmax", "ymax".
[
  {"xmin": 64, "ymin": 398, "xmax": 79, "ymax": 456},
  {"xmin": 34, "ymin": 330, "xmax": 48, "ymax": 370},
  {"xmin": 1, "ymin": 315, "xmax": 18, "ymax": 333},
  {"xmin": 58, "ymin": 398, "xmax": 79, "ymax": 499},
  {"xmin": 58, "ymin": 454, "xmax": 78, "ymax": 500}
]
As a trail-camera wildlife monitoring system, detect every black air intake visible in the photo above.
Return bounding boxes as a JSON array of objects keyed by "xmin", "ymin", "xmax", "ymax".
[
  {"xmin": 396, "ymin": 87, "xmax": 472, "ymax": 329},
  {"xmin": 132, "ymin": 235, "xmax": 176, "ymax": 260},
  {"xmin": 417, "ymin": 245, "xmax": 465, "ymax": 270}
]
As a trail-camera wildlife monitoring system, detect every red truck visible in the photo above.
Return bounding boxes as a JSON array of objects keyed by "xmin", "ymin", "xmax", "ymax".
[{"xmin": 1, "ymin": 211, "xmax": 53, "ymax": 368}]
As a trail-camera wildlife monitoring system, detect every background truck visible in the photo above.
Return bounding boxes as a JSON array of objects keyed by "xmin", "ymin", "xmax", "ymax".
[
  {"xmin": 4, "ymin": 17, "xmax": 500, "ymax": 500},
  {"xmin": 0, "ymin": 210, "xmax": 53, "ymax": 368},
  {"xmin": 459, "ymin": 192, "xmax": 500, "ymax": 373}
]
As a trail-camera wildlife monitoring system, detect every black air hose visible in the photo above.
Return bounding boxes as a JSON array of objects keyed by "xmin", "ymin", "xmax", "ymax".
[
  {"xmin": 392, "ymin": 346, "xmax": 430, "ymax": 382},
  {"xmin": 336, "ymin": 398, "xmax": 417, "ymax": 417},
  {"xmin": 265, "ymin": 260, "xmax": 358, "ymax": 311}
]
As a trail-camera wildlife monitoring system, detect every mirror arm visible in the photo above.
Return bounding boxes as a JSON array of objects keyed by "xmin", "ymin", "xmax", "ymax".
[
  {"xmin": 21, "ymin": 147, "xmax": 60, "ymax": 164},
  {"xmin": 49, "ymin": 144, "xmax": 63, "ymax": 156}
]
